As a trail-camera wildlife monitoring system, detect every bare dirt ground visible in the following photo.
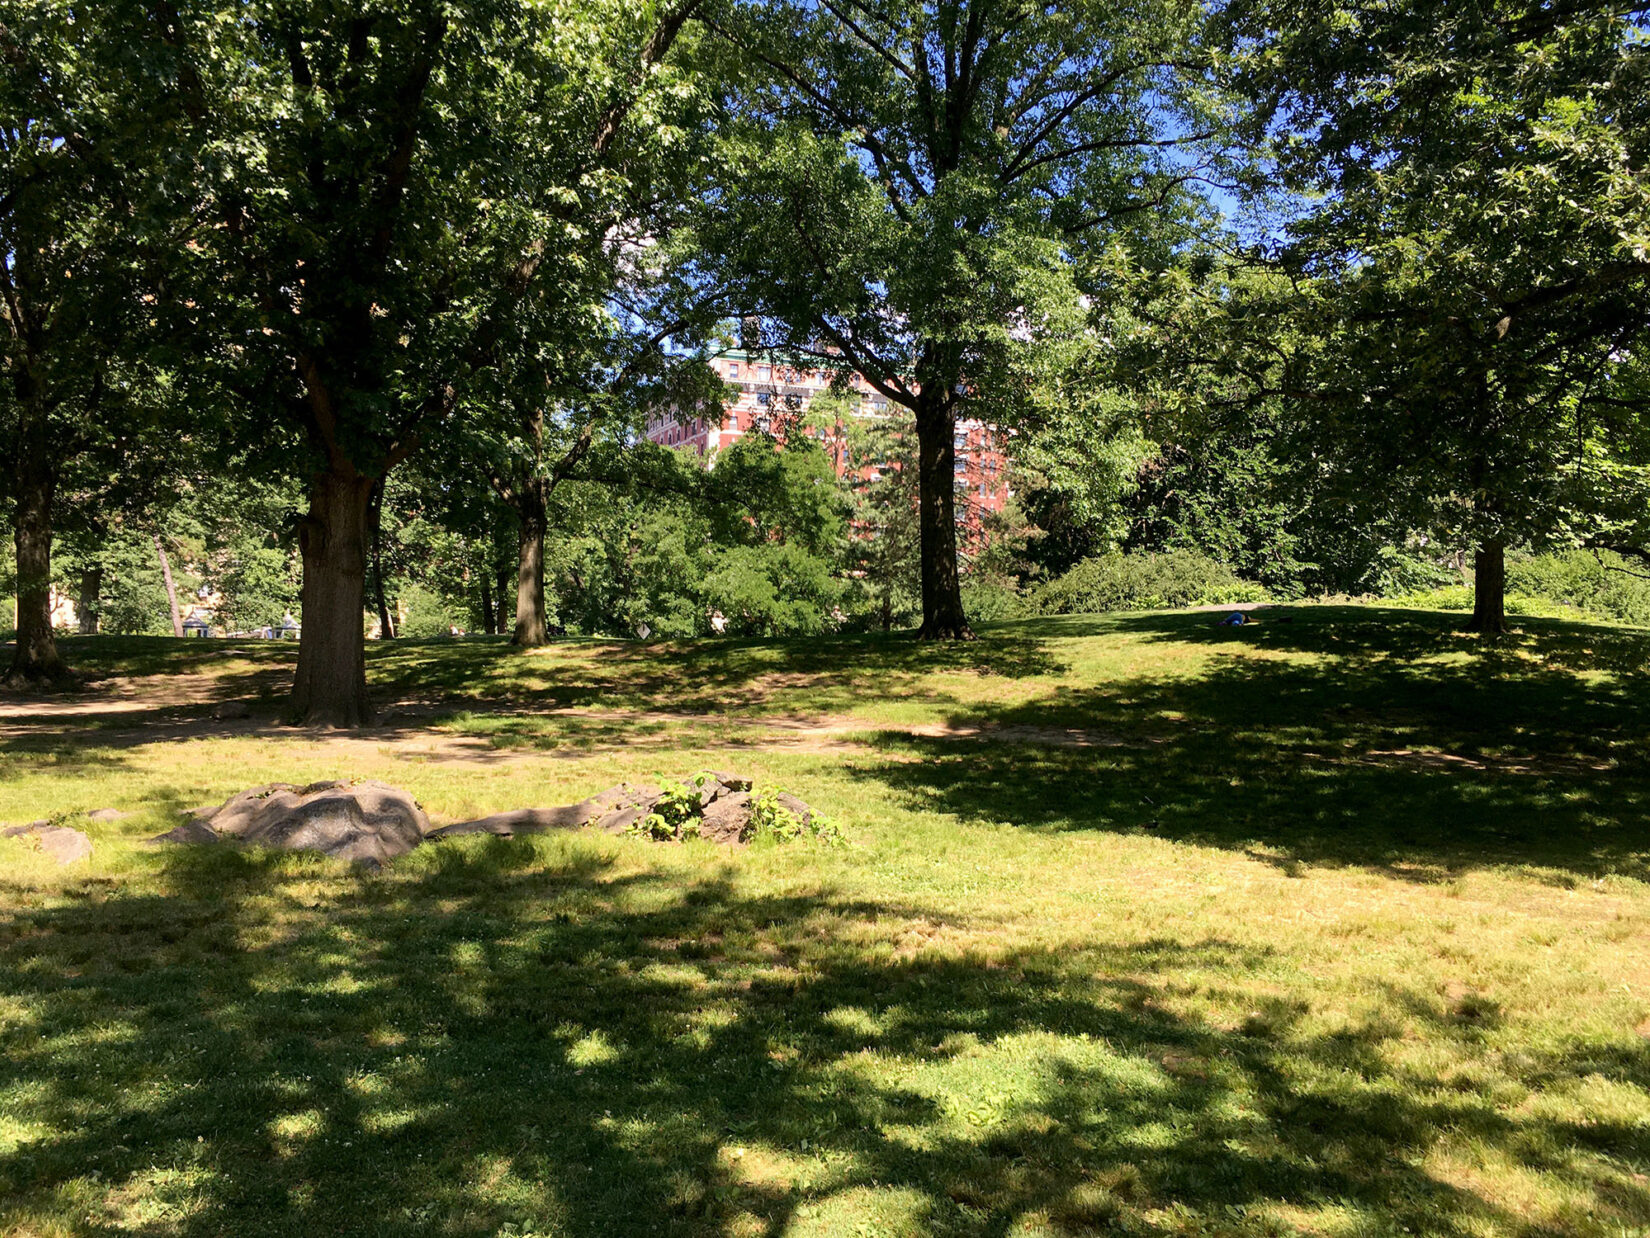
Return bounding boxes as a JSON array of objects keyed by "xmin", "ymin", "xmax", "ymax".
[{"xmin": 0, "ymin": 662, "xmax": 1141, "ymax": 762}]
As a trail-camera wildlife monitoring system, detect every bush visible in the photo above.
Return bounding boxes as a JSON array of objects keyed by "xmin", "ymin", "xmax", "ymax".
[
  {"xmin": 1032, "ymin": 550, "xmax": 1267, "ymax": 616},
  {"xmin": 1506, "ymin": 550, "xmax": 1650, "ymax": 626},
  {"xmin": 701, "ymin": 542, "xmax": 843, "ymax": 637},
  {"xmin": 960, "ymin": 577, "xmax": 1030, "ymax": 621},
  {"xmin": 397, "ymin": 584, "xmax": 467, "ymax": 638}
]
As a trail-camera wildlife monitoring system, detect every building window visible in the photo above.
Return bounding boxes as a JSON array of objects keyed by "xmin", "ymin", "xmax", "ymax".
[
  {"xmin": 758, "ymin": 365, "xmax": 771, "ymax": 380},
  {"xmin": 757, "ymin": 392, "xmax": 770, "ymax": 405},
  {"xmin": 728, "ymin": 363, "xmax": 739, "ymax": 378}
]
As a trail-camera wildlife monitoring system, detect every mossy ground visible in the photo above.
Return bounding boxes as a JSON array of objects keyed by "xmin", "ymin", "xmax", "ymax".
[{"xmin": 2, "ymin": 606, "xmax": 1647, "ymax": 1237}]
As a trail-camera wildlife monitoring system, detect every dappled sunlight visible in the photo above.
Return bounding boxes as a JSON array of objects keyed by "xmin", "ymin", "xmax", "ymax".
[
  {"xmin": 3, "ymin": 612, "xmax": 1649, "ymax": 1234},
  {"xmin": 3, "ymin": 841, "xmax": 1646, "ymax": 1236}
]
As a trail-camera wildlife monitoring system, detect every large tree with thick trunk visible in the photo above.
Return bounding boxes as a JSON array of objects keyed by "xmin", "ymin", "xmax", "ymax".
[
  {"xmin": 166, "ymin": 0, "xmax": 705, "ymax": 722},
  {"xmin": 703, "ymin": 0, "xmax": 1226, "ymax": 638}
]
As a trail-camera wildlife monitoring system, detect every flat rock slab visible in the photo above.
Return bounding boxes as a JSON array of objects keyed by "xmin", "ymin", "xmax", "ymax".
[
  {"xmin": 432, "ymin": 783, "xmax": 663, "ymax": 840},
  {"xmin": 87, "ymin": 808, "xmax": 129, "ymax": 822},
  {"xmin": 433, "ymin": 772, "xmax": 798, "ymax": 848},
  {"xmin": 150, "ymin": 780, "xmax": 430, "ymax": 869},
  {"xmin": 4, "ymin": 821, "xmax": 93, "ymax": 863}
]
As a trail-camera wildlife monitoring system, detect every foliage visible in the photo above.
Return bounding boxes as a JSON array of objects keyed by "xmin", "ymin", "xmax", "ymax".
[
  {"xmin": 1033, "ymin": 550, "xmax": 1267, "ymax": 616},
  {"xmin": 703, "ymin": 0, "xmax": 1228, "ymax": 633},
  {"xmin": 700, "ymin": 542, "xmax": 843, "ymax": 637},
  {"xmin": 958, "ymin": 578, "xmax": 1029, "ymax": 623},
  {"xmin": 85, "ymin": 525, "xmax": 181, "ymax": 637},
  {"xmin": 635, "ymin": 775, "xmax": 710, "ymax": 842},
  {"xmin": 396, "ymin": 584, "xmax": 469, "ymax": 640},
  {"xmin": 747, "ymin": 785, "xmax": 845, "ymax": 847},
  {"xmin": 1218, "ymin": 0, "xmax": 1650, "ymax": 609},
  {"xmin": 1506, "ymin": 550, "xmax": 1650, "ymax": 628}
]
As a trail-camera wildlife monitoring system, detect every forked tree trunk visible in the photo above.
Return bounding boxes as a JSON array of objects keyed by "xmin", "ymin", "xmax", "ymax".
[
  {"xmin": 5, "ymin": 447, "xmax": 66, "ymax": 685},
  {"xmin": 513, "ymin": 482, "xmax": 549, "ymax": 646},
  {"xmin": 77, "ymin": 565, "xmax": 103, "ymax": 634},
  {"xmin": 154, "ymin": 534, "xmax": 184, "ymax": 637},
  {"xmin": 292, "ymin": 468, "xmax": 375, "ymax": 724},
  {"xmin": 1468, "ymin": 540, "xmax": 1507, "ymax": 633},
  {"xmin": 912, "ymin": 384, "xmax": 974, "ymax": 640}
]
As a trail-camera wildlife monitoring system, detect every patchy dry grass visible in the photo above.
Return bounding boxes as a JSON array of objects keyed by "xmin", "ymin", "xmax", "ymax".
[{"xmin": 1, "ymin": 605, "xmax": 1648, "ymax": 1237}]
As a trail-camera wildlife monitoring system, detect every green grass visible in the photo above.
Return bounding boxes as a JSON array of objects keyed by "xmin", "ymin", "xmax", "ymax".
[{"xmin": 2, "ymin": 605, "xmax": 1648, "ymax": 1237}]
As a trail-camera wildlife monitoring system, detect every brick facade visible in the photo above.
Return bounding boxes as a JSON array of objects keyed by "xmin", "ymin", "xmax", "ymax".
[{"xmin": 645, "ymin": 351, "xmax": 1011, "ymax": 547}]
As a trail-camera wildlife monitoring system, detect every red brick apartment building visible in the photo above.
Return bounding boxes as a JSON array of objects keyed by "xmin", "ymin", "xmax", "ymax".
[{"xmin": 645, "ymin": 350, "xmax": 1011, "ymax": 544}]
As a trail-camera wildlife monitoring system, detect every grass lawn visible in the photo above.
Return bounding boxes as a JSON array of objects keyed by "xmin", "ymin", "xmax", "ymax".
[{"xmin": 1, "ymin": 605, "xmax": 1647, "ymax": 1237}]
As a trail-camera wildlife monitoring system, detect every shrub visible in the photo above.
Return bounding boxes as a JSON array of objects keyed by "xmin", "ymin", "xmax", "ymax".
[
  {"xmin": 1031, "ymin": 550, "xmax": 1266, "ymax": 615},
  {"xmin": 397, "ymin": 584, "xmax": 467, "ymax": 638},
  {"xmin": 1506, "ymin": 550, "xmax": 1650, "ymax": 626},
  {"xmin": 960, "ymin": 577, "xmax": 1030, "ymax": 622}
]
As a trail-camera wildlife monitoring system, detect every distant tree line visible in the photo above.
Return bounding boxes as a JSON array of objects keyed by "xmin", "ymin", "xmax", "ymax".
[{"xmin": 2, "ymin": 0, "xmax": 1647, "ymax": 722}]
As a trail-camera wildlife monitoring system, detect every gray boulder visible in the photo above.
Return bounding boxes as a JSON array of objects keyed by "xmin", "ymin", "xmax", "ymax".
[
  {"xmin": 426, "ymin": 772, "xmax": 816, "ymax": 849},
  {"xmin": 3, "ymin": 821, "xmax": 92, "ymax": 864},
  {"xmin": 698, "ymin": 791, "xmax": 752, "ymax": 845},
  {"xmin": 431, "ymin": 783, "xmax": 662, "ymax": 839},
  {"xmin": 150, "ymin": 780, "xmax": 430, "ymax": 869}
]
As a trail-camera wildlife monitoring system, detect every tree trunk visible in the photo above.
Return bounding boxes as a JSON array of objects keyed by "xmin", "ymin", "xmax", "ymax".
[
  {"xmin": 494, "ymin": 564, "xmax": 511, "ymax": 635},
  {"xmin": 154, "ymin": 534, "xmax": 184, "ymax": 637},
  {"xmin": 512, "ymin": 480, "xmax": 549, "ymax": 646},
  {"xmin": 1468, "ymin": 540, "xmax": 1507, "ymax": 633},
  {"xmin": 292, "ymin": 467, "xmax": 375, "ymax": 725},
  {"xmin": 479, "ymin": 573, "xmax": 495, "ymax": 636},
  {"xmin": 368, "ymin": 479, "xmax": 396, "ymax": 640},
  {"xmin": 912, "ymin": 383, "xmax": 974, "ymax": 640},
  {"xmin": 5, "ymin": 446, "xmax": 66, "ymax": 685},
  {"xmin": 77, "ymin": 564, "xmax": 103, "ymax": 635}
]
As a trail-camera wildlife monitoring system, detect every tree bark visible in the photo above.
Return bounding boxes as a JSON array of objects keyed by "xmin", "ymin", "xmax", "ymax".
[
  {"xmin": 512, "ymin": 479, "xmax": 549, "ymax": 646},
  {"xmin": 1468, "ymin": 540, "xmax": 1507, "ymax": 633},
  {"xmin": 154, "ymin": 533, "xmax": 184, "ymax": 637},
  {"xmin": 77, "ymin": 564, "xmax": 103, "ymax": 634},
  {"xmin": 479, "ymin": 572, "xmax": 495, "ymax": 636},
  {"xmin": 368, "ymin": 480, "xmax": 395, "ymax": 640},
  {"xmin": 912, "ymin": 380, "xmax": 974, "ymax": 640},
  {"xmin": 292, "ymin": 467, "xmax": 375, "ymax": 724},
  {"xmin": 5, "ymin": 445, "xmax": 66, "ymax": 685}
]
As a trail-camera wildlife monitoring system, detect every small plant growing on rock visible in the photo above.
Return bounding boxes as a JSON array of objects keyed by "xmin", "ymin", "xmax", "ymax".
[
  {"xmin": 749, "ymin": 786, "xmax": 845, "ymax": 846},
  {"xmin": 636, "ymin": 772, "xmax": 715, "ymax": 840}
]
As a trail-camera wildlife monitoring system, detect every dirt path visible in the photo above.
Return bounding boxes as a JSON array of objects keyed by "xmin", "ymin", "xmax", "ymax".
[{"xmin": 0, "ymin": 678, "xmax": 1143, "ymax": 760}]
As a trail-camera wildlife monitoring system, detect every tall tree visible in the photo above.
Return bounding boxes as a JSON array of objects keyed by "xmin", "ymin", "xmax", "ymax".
[
  {"xmin": 703, "ymin": 0, "xmax": 1225, "ymax": 637},
  {"xmin": 1226, "ymin": 0, "xmax": 1650, "ymax": 630},
  {"xmin": 0, "ymin": 1, "xmax": 181, "ymax": 684},
  {"xmin": 169, "ymin": 0, "xmax": 704, "ymax": 722}
]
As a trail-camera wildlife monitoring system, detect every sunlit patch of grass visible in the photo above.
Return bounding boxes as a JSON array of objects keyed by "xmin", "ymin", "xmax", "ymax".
[{"xmin": 2, "ymin": 607, "xmax": 1649, "ymax": 1235}]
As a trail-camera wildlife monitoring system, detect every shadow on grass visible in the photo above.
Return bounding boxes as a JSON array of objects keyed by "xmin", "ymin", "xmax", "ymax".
[
  {"xmin": 366, "ymin": 630, "xmax": 1070, "ymax": 716},
  {"xmin": 856, "ymin": 608, "xmax": 1650, "ymax": 882},
  {"xmin": 2, "ymin": 843, "xmax": 1645, "ymax": 1236}
]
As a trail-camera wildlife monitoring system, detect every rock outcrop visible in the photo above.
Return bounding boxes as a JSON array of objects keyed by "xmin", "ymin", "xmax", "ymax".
[
  {"xmin": 149, "ymin": 780, "xmax": 430, "ymax": 869},
  {"xmin": 149, "ymin": 772, "xmax": 824, "ymax": 866},
  {"xmin": 432, "ymin": 772, "xmax": 815, "ymax": 846},
  {"xmin": 3, "ymin": 821, "xmax": 93, "ymax": 864}
]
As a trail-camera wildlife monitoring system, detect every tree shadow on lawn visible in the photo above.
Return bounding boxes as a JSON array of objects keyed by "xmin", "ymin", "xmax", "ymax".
[
  {"xmin": 860, "ymin": 609, "xmax": 1650, "ymax": 883},
  {"xmin": 368, "ymin": 631, "xmax": 1070, "ymax": 716},
  {"xmin": 3, "ymin": 842, "xmax": 1645, "ymax": 1237}
]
